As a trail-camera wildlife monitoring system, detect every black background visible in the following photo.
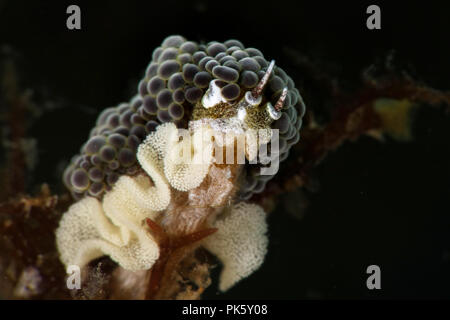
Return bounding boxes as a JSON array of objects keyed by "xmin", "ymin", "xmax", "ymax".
[{"xmin": 1, "ymin": 0, "xmax": 450, "ymax": 299}]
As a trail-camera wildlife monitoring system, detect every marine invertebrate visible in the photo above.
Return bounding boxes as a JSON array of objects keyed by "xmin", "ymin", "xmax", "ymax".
[
  {"xmin": 62, "ymin": 35, "xmax": 305, "ymax": 201},
  {"xmin": 54, "ymin": 35, "xmax": 306, "ymax": 296}
]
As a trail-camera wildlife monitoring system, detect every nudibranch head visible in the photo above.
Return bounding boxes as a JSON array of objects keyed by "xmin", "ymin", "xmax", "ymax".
[
  {"xmin": 193, "ymin": 60, "xmax": 287, "ymax": 130},
  {"xmin": 63, "ymin": 35, "xmax": 305, "ymax": 200}
]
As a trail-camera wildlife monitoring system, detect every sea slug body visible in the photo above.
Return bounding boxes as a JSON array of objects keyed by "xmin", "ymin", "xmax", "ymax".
[{"xmin": 56, "ymin": 35, "xmax": 306, "ymax": 292}]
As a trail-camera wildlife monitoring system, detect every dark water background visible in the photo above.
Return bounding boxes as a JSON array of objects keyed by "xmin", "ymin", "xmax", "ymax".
[{"xmin": 1, "ymin": 0, "xmax": 449, "ymax": 299}]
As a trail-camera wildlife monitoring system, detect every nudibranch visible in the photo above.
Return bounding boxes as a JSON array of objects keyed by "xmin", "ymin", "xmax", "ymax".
[{"xmin": 56, "ymin": 35, "xmax": 306, "ymax": 293}]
